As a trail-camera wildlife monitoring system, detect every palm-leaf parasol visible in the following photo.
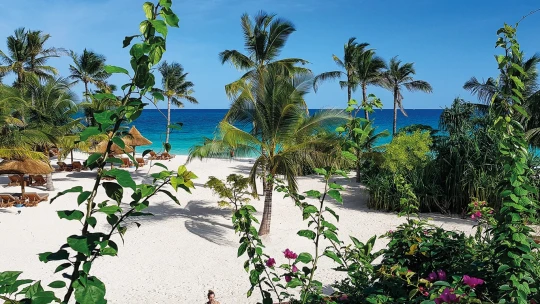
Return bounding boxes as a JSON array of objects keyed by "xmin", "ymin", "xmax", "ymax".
[
  {"xmin": 0, "ymin": 159, "xmax": 53, "ymax": 194},
  {"xmin": 122, "ymin": 126, "xmax": 152, "ymax": 158}
]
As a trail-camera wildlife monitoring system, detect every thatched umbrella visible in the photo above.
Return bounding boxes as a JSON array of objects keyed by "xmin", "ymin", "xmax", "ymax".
[
  {"xmin": 122, "ymin": 126, "xmax": 152, "ymax": 158},
  {"xmin": 90, "ymin": 140, "xmax": 134, "ymax": 155},
  {"xmin": 0, "ymin": 159, "xmax": 53, "ymax": 194}
]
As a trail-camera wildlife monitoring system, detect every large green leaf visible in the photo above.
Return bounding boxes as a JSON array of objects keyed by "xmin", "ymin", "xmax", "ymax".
[
  {"xmin": 150, "ymin": 20, "xmax": 168, "ymax": 37},
  {"xmin": 296, "ymin": 252, "xmax": 313, "ymax": 264},
  {"xmin": 57, "ymin": 210, "xmax": 84, "ymax": 221},
  {"xmin": 104, "ymin": 65, "xmax": 129, "ymax": 75},
  {"xmin": 74, "ymin": 276, "xmax": 107, "ymax": 304},
  {"xmin": 102, "ymin": 182, "xmax": 123, "ymax": 203},
  {"xmin": 297, "ymin": 230, "xmax": 316, "ymax": 240},
  {"xmin": 104, "ymin": 169, "xmax": 136, "ymax": 190},
  {"xmin": 67, "ymin": 236, "xmax": 91, "ymax": 256}
]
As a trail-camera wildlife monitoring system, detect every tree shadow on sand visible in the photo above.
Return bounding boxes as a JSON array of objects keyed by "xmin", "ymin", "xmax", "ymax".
[{"xmin": 128, "ymin": 200, "xmax": 243, "ymax": 247}]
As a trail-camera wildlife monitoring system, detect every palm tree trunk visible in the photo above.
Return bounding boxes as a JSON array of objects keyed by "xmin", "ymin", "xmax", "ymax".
[
  {"xmin": 84, "ymin": 81, "xmax": 89, "ymax": 102},
  {"xmin": 166, "ymin": 96, "xmax": 171, "ymax": 144},
  {"xmin": 393, "ymin": 89, "xmax": 398, "ymax": 135},
  {"xmin": 71, "ymin": 150, "xmax": 74, "ymax": 164},
  {"xmin": 45, "ymin": 173, "xmax": 54, "ymax": 191},
  {"xmin": 258, "ymin": 180, "xmax": 273, "ymax": 236},
  {"xmin": 362, "ymin": 83, "xmax": 369, "ymax": 120}
]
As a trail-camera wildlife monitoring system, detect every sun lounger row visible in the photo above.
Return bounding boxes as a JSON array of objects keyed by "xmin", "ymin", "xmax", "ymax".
[
  {"xmin": 56, "ymin": 161, "xmax": 87, "ymax": 172},
  {"xmin": 0, "ymin": 192, "xmax": 49, "ymax": 207},
  {"xmin": 148, "ymin": 151, "xmax": 175, "ymax": 160},
  {"xmin": 7, "ymin": 175, "xmax": 47, "ymax": 187}
]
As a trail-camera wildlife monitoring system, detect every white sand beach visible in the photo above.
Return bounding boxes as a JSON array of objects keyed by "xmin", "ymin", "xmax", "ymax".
[{"xmin": 0, "ymin": 152, "xmax": 475, "ymax": 303}]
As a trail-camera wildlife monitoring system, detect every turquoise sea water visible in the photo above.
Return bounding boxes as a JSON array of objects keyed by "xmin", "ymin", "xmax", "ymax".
[{"xmin": 127, "ymin": 109, "xmax": 443, "ymax": 155}]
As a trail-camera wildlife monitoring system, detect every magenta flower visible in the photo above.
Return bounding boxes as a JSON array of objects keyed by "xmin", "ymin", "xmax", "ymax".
[
  {"xmin": 285, "ymin": 275, "xmax": 292, "ymax": 283},
  {"xmin": 435, "ymin": 288, "xmax": 459, "ymax": 303},
  {"xmin": 339, "ymin": 294, "xmax": 348, "ymax": 301},
  {"xmin": 283, "ymin": 248, "xmax": 298, "ymax": 259},
  {"xmin": 463, "ymin": 275, "xmax": 484, "ymax": 288},
  {"xmin": 427, "ymin": 272, "xmax": 438, "ymax": 282},
  {"xmin": 437, "ymin": 269, "xmax": 447, "ymax": 281},
  {"xmin": 292, "ymin": 264, "xmax": 298, "ymax": 273},
  {"xmin": 265, "ymin": 258, "xmax": 276, "ymax": 268}
]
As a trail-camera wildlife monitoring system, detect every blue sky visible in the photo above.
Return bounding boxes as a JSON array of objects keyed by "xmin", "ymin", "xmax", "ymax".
[{"xmin": 0, "ymin": 0, "xmax": 539, "ymax": 109}]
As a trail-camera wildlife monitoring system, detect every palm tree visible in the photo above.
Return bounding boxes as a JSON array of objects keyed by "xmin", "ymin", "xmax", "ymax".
[
  {"xmin": 189, "ymin": 67, "xmax": 348, "ymax": 235},
  {"xmin": 356, "ymin": 50, "xmax": 386, "ymax": 120},
  {"xmin": 313, "ymin": 38, "xmax": 369, "ymax": 105},
  {"xmin": 219, "ymin": 11, "xmax": 309, "ymax": 98},
  {"xmin": 157, "ymin": 61, "xmax": 198, "ymax": 144},
  {"xmin": 68, "ymin": 49, "xmax": 110, "ymax": 103},
  {"xmin": 383, "ymin": 56, "xmax": 433, "ymax": 135},
  {"xmin": 0, "ymin": 28, "xmax": 62, "ymax": 87}
]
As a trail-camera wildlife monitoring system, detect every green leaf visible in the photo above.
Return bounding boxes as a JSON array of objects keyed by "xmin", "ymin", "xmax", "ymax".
[
  {"xmin": 329, "ymin": 183, "xmax": 344, "ymax": 190},
  {"xmin": 98, "ymin": 205, "xmax": 121, "ymax": 215},
  {"xmin": 327, "ymin": 189, "xmax": 343, "ymax": 203},
  {"xmin": 159, "ymin": 189, "xmax": 180, "ymax": 205},
  {"xmin": 321, "ymin": 220, "xmax": 337, "ymax": 231},
  {"xmin": 80, "ymin": 127, "xmax": 100, "ymax": 141},
  {"xmin": 325, "ymin": 206, "xmax": 339, "ymax": 221},
  {"xmin": 93, "ymin": 93, "xmax": 116, "ymax": 101},
  {"xmin": 111, "ymin": 137, "xmax": 125, "ymax": 149},
  {"xmin": 54, "ymin": 263, "xmax": 72, "ymax": 273},
  {"xmin": 297, "ymin": 229, "xmax": 316, "ymax": 240},
  {"xmin": 286, "ymin": 278, "xmax": 303, "ymax": 288},
  {"xmin": 323, "ymin": 250, "xmax": 343, "ymax": 265},
  {"xmin": 123, "ymin": 35, "xmax": 138, "ymax": 48},
  {"xmin": 161, "ymin": 8, "xmax": 179, "ymax": 27},
  {"xmin": 38, "ymin": 250, "xmax": 69, "ymax": 263},
  {"xmin": 104, "ymin": 65, "xmax": 129, "ymax": 75},
  {"xmin": 102, "ymin": 182, "xmax": 123, "ymax": 203},
  {"xmin": 335, "ymin": 126, "xmax": 345, "ymax": 133},
  {"xmin": 150, "ymin": 20, "xmax": 168, "ymax": 37},
  {"xmin": 104, "ymin": 169, "xmax": 136, "ymax": 190},
  {"xmin": 323, "ymin": 230, "xmax": 340, "ymax": 243},
  {"xmin": 296, "ymin": 252, "xmax": 313, "ymax": 264},
  {"xmin": 73, "ymin": 276, "xmax": 106, "ymax": 304},
  {"xmin": 433, "ymin": 281, "xmax": 452, "ymax": 287},
  {"xmin": 57, "ymin": 210, "xmax": 84, "ymax": 221},
  {"xmin": 48, "ymin": 281, "xmax": 66, "ymax": 288},
  {"xmin": 238, "ymin": 242, "xmax": 248, "ymax": 257},
  {"xmin": 67, "ymin": 236, "xmax": 90, "ymax": 256},
  {"xmin": 86, "ymin": 153, "xmax": 102, "ymax": 167},
  {"xmin": 77, "ymin": 191, "xmax": 91, "ymax": 205},
  {"xmin": 87, "ymin": 216, "xmax": 97, "ymax": 228},
  {"xmin": 149, "ymin": 45, "xmax": 165, "ymax": 65},
  {"xmin": 342, "ymin": 150, "xmax": 358, "ymax": 162},
  {"xmin": 305, "ymin": 190, "xmax": 321, "ymax": 199},
  {"xmin": 303, "ymin": 205, "xmax": 318, "ymax": 214},
  {"xmin": 159, "ymin": 0, "xmax": 172, "ymax": 8},
  {"xmin": 142, "ymin": 2, "xmax": 154, "ymax": 19}
]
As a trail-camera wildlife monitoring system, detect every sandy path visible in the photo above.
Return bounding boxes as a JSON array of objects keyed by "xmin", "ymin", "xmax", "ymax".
[{"xmin": 0, "ymin": 152, "xmax": 474, "ymax": 303}]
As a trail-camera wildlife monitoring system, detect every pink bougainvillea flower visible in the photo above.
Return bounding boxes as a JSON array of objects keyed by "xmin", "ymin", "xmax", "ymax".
[
  {"xmin": 463, "ymin": 275, "xmax": 484, "ymax": 288},
  {"xmin": 292, "ymin": 264, "xmax": 298, "ymax": 273},
  {"xmin": 437, "ymin": 269, "xmax": 447, "ymax": 281},
  {"xmin": 265, "ymin": 258, "xmax": 276, "ymax": 268},
  {"xmin": 283, "ymin": 248, "xmax": 298, "ymax": 259},
  {"xmin": 435, "ymin": 288, "xmax": 459, "ymax": 303},
  {"xmin": 388, "ymin": 230, "xmax": 394, "ymax": 234},
  {"xmin": 285, "ymin": 275, "xmax": 292, "ymax": 283},
  {"xmin": 427, "ymin": 272, "xmax": 438, "ymax": 282},
  {"xmin": 339, "ymin": 294, "xmax": 348, "ymax": 300}
]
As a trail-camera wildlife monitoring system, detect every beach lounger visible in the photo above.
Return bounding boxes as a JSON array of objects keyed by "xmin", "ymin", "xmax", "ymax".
[
  {"xmin": 8, "ymin": 175, "xmax": 23, "ymax": 186},
  {"xmin": 30, "ymin": 175, "xmax": 47, "ymax": 187},
  {"xmin": 21, "ymin": 192, "xmax": 49, "ymax": 207},
  {"xmin": 57, "ymin": 162, "xmax": 72, "ymax": 172},
  {"xmin": 120, "ymin": 158, "xmax": 132, "ymax": 168},
  {"xmin": 135, "ymin": 157, "xmax": 147, "ymax": 167},
  {"xmin": 0, "ymin": 194, "xmax": 21, "ymax": 207},
  {"xmin": 72, "ymin": 161, "xmax": 85, "ymax": 172},
  {"xmin": 148, "ymin": 151, "xmax": 159, "ymax": 160},
  {"xmin": 160, "ymin": 152, "xmax": 174, "ymax": 160}
]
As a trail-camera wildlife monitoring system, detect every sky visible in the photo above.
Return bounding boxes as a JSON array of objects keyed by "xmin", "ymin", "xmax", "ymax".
[{"xmin": 0, "ymin": 0, "xmax": 539, "ymax": 110}]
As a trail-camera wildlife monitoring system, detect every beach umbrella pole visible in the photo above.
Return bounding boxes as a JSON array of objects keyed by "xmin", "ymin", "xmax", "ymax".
[{"xmin": 20, "ymin": 174, "xmax": 25, "ymax": 195}]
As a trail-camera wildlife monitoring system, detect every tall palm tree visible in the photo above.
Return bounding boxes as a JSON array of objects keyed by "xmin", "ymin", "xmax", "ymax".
[
  {"xmin": 0, "ymin": 28, "xmax": 62, "ymax": 87},
  {"xmin": 68, "ymin": 49, "xmax": 110, "ymax": 103},
  {"xmin": 189, "ymin": 67, "xmax": 348, "ymax": 235},
  {"xmin": 313, "ymin": 38, "xmax": 369, "ymax": 105},
  {"xmin": 219, "ymin": 11, "xmax": 309, "ymax": 98},
  {"xmin": 157, "ymin": 61, "xmax": 198, "ymax": 144},
  {"xmin": 383, "ymin": 56, "xmax": 433, "ymax": 135},
  {"xmin": 355, "ymin": 50, "xmax": 386, "ymax": 120}
]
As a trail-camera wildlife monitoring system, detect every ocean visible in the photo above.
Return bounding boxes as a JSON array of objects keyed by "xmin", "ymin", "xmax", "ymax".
[{"xmin": 128, "ymin": 109, "xmax": 443, "ymax": 155}]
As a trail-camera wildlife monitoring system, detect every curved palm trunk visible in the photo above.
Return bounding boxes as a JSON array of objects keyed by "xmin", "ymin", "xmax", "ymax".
[
  {"xmin": 165, "ymin": 96, "xmax": 171, "ymax": 144},
  {"xmin": 362, "ymin": 83, "xmax": 369, "ymax": 120},
  {"xmin": 45, "ymin": 173, "xmax": 54, "ymax": 191},
  {"xmin": 393, "ymin": 87, "xmax": 398, "ymax": 135},
  {"xmin": 355, "ymin": 150, "xmax": 361, "ymax": 183},
  {"xmin": 258, "ymin": 180, "xmax": 273, "ymax": 236}
]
